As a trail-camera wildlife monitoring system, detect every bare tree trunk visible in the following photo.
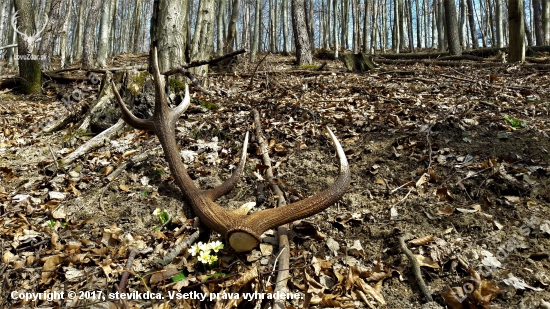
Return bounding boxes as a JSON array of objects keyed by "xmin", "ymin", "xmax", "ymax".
[
  {"xmin": 282, "ymin": 0, "xmax": 291, "ymax": 54},
  {"xmin": 363, "ymin": 0, "xmax": 370, "ymax": 52},
  {"xmin": 524, "ymin": 0, "xmax": 534, "ymax": 45},
  {"xmin": 13, "ymin": 0, "xmax": 42, "ymax": 93},
  {"xmin": 190, "ymin": 0, "xmax": 216, "ymax": 76},
  {"xmin": 466, "ymin": 0, "xmax": 478, "ymax": 48},
  {"xmin": 38, "ymin": 0, "xmax": 62, "ymax": 71},
  {"xmin": 436, "ymin": 0, "xmax": 444, "ymax": 50},
  {"xmin": 59, "ymin": 0, "xmax": 72, "ymax": 68},
  {"xmin": 132, "ymin": 0, "xmax": 142, "ymax": 53},
  {"xmin": 495, "ymin": 0, "xmax": 504, "ymax": 47},
  {"xmin": 406, "ymin": 0, "xmax": 414, "ymax": 52},
  {"xmin": 291, "ymin": 0, "xmax": 312, "ymax": 64},
  {"xmin": 225, "ymin": 0, "xmax": 240, "ymax": 53},
  {"xmin": 151, "ymin": 0, "xmax": 188, "ymax": 73},
  {"xmin": 458, "ymin": 0, "xmax": 466, "ymax": 47},
  {"xmin": 341, "ymin": 0, "xmax": 349, "ymax": 49},
  {"xmin": 509, "ymin": 0, "xmax": 525, "ymax": 62},
  {"xmin": 415, "ymin": 0, "xmax": 422, "ymax": 48},
  {"xmin": 333, "ymin": 0, "xmax": 339, "ymax": 58},
  {"xmin": 6, "ymin": 4, "xmax": 17, "ymax": 70},
  {"xmin": 444, "ymin": 0, "xmax": 462, "ymax": 55},
  {"xmin": 533, "ymin": 0, "xmax": 543, "ymax": 45},
  {"xmin": 251, "ymin": 0, "xmax": 260, "ymax": 61},
  {"xmin": 72, "ymin": 0, "xmax": 86, "ymax": 61},
  {"xmin": 217, "ymin": 0, "xmax": 227, "ymax": 55},
  {"xmin": 109, "ymin": 0, "xmax": 118, "ymax": 56},
  {"xmin": 82, "ymin": 1, "xmax": 101, "ymax": 69},
  {"xmin": 97, "ymin": 0, "xmax": 112, "ymax": 68},
  {"xmin": 543, "ymin": 0, "xmax": 550, "ymax": 44},
  {"xmin": 0, "ymin": 1, "xmax": 7, "ymax": 46},
  {"xmin": 372, "ymin": 0, "xmax": 379, "ymax": 52}
]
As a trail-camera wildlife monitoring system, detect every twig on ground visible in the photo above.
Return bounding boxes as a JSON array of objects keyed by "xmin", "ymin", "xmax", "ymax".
[
  {"xmin": 152, "ymin": 226, "xmax": 203, "ymax": 268},
  {"xmin": 252, "ymin": 109, "xmax": 291, "ymax": 309},
  {"xmin": 398, "ymin": 235, "xmax": 433, "ymax": 303},
  {"xmin": 118, "ymin": 247, "xmax": 153, "ymax": 293}
]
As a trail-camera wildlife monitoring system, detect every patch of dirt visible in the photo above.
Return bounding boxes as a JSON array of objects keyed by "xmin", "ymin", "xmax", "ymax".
[{"xmin": 1, "ymin": 55, "xmax": 549, "ymax": 309}]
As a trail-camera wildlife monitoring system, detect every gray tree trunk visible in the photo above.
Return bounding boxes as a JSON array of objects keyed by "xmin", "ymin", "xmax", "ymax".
[
  {"xmin": 132, "ymin": 0, "xmax": 142, "ymax": 53},
  {"xmin": 109, "ymin": 0, "xmax": 118, "ymax": 56},
  {"xmin": 444, "ymin": 0, "xmax": 462, "ymax": 55},
  {"xmin": 524, "ymin": 0, "xmax": 534, "ymax": 45},
  {"xmin": 495, "ymin": 0, "xmax": 504, "ymax": 47},
  {"xmin": 291, "ymin": 0, "xmax": 312, "ymax": 64},
  {"xmin": 436, "ymin": 0, "xmax": 444, "ymax": 50},
  {"xmin": 466, "ymin": 0, "xmax": 478, "ymax": 48},
  {"xmin": 282, "ymin": 0, "xmax": 291, "ymax": 54},
  {"xmin": 72, "ymin": 0, "xmax": 86, "ymax": 61},
  {"xmin": 82, "ymin": 1, "xmax": 101, "ymax": 69},
  {"xmin": 59, "ymin": 0, "xmax": 72, "ymax": 68},
  {"xmin": 333, "ymin": 0, "xmax": 339, "ymax": 58},
  {"xmin": 363, "ymin": 0, "xmax": 370, "ymax": 52},
  {"xmin": 151, "ymin": 0, "xmax": 188, "ymax": 73},
  {"xmin": 543, "ymin": 0, "xmax": 550, "ymax": 44},
  {"xmin": 225, "ymin": 0, "xmax": 240, "ymax": 53},
  {"xmin": 251, "ymin": 0, "xmax": 260, "ymax": 61},
  {"xmin": 508, "ymin": 0, "xmax": 525, "ymax": 62},
  {"xmin": 533, "ymin": 0, "xmax": 543, "ymax": 44},
  {"xmin": 217, "ymin": 0, "xmax": 227, "ymax": 55},
  {"xmin": 13, "ymin": 0, "xmax": 41, "ymax": 93},
  {"xmin": 97, "ymin": 0, "xmax": 112, "ymax": 68},
  {"xmin": 38, "ymin": 0, "xmax": 63, "ymax": 71},
  {"xmin": 190, "ymin": 0, "xmax": 216, "ymax": 76}
]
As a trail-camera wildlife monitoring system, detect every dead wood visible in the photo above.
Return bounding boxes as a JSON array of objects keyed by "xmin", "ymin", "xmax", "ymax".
[
  {"xmin": 0, "ymin": 76, "xmax": 23, "ymax": 88},
  {"xmin": 398, "ymin": 235, "xmax": 433, "ymax": 303},
  {"xmin": 252, "ymin": 109, "xmax": 290, "ymax": 309}
]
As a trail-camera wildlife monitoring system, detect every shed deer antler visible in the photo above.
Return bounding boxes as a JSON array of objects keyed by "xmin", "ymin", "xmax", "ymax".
[{"xmin": 112, "ymin": 48, "xmax": 350, "ymax": 252}]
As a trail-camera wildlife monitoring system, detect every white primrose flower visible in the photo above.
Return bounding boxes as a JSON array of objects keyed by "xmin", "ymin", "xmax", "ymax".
[
  {"xmin": 200, "ymin": 242, "xmax": 211, "ymax": 252},
  {"xmin": 190, "ymin": 242, "xmax": 203, "ymax": 257},
  {"xmin": 198, "ymin": 251, "xmax": 211, "ymax": 264},
  {"xmin": 152, "ymin": 208, "xmax": 161, "ymax": 216},
  {"xmin": 210, "ymin": 240, "xmax": 224, "ymax": 252},
  {"xmin": 209, "ymin": 255, "xmax": 218, "ymax": 264}
]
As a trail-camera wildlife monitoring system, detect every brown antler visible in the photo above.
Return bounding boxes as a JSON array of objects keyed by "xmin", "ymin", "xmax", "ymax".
[{"xmin": 112, "ymin": 47, "xmax": 350, "ymax": 252}]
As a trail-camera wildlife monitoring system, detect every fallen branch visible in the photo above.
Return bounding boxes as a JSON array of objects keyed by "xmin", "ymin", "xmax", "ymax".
[
  {"xmin": 248, "ymin": 53, "xmax": 270, "ymax": 90},
  {"xmin": 398, "ymin": 235, "xmax": 433, "ymax": 303},
  {"xmin": 57, "ymin": 118, "xmax": 126, "ymax": 168},
  {"xmin": 252, "ymin": 109, "xmax": 290, "ymax": 309},
  {"xmin": 118, "ymin": 247, "xmax": 153, "ymax": 293},
  {"xmin": 152, "ymin": 224, "xmax": 204, "ymax": 268},
  {"xmin": 105, "ymin": 152, "xmax": 149, "ymax": 182}
]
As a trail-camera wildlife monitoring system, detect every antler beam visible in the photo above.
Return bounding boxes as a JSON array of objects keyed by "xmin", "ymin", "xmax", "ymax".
[{"xmin": 112, "ymin": 48, "xmax": 350, "ymax": 252}]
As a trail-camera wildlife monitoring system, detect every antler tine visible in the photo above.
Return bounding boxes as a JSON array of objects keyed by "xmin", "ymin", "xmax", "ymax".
[
  {"xmin": 172, "ymin": 84, "xmax": 192, "ymax": 119},
  {"xmin": 226, "ymin": 127, "xmax": 350, "ymax": 252},
  {"xmin": 111, "ymin": 80, "xmax": 155, "ymax": 131},
  {"xmin": 11, "ymin": 12, "xmax": 28, "ymax": 39},
  {"xmin": 33, "ymin": 14, "xmax": 48, "ymax": 39},
  {"xmin": 206, "ymin": 131, "xmax": 249, "ymax": 200}
]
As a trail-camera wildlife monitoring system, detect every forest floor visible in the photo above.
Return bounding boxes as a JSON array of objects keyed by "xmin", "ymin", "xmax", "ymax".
[{"xmin": 1, "ymin": 53, "xmax": 550, "ymax": 309}]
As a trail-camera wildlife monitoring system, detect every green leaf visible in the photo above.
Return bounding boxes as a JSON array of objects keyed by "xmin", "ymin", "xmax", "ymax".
[
  {"xmin": 172, "ymin": 273, "xmax": 187, "ymax": 282},
  {"xmin": 504, "ymin": 115, "xmax": 526, "ymax": 128},
  {"xmin": 141, "ymin": 190, "xmax": 148, "ymax": 196},
  {"xmin": 205, "ymin": 272, "xmax": 226, "ymax": 281}
]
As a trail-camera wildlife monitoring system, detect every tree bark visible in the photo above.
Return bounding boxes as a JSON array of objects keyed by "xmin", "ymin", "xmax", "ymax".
[
  {"xmin": 251, "ymin": 0, "xmax": 260, "ymax": 61},
  {"xmin": 508, "ymin": 0, "xmax": 525, "ymax": 62},
  {"xmin": 190, "ymin": 0, "xmax": 216, "ymax": 76},
  {"xmin": 82, "ymin": 1, "xmax": 101, "ymax": 69},
  {"xmin": 217, "ymin": 0, "xmax": 227, "ymax": 55},
  {"xmin": 38, "ymin": 0, "xmax": 63, "ymax": 71},
  {"xmin": 466, "ymin": 0, "xmax": 478, "ymax": 48},
  {"xmin": 543, "ymin": 0, "xmax": 550, "ymax": 44},
  {"xmin": 282, "ymin": 0, "xmax": 291, "ymax": 54},
  {"xmin": 13, "ymin": 0, "xmax": 42, "ymax": 94},
  {"xmin": 333, "ymin": 0, "xmax": 339, "ymax": 58},
  {"xmin": 291, "ymin": 0, "xmax": 312, "ymax": 65},
  {"xmin": 495, "ymin": 0, "xmax": 504, "ymax": 47},
  {"xmin": 533, "ymin": 0, "xmax": 544, "ymax": 45},
  {"xmin": 150, "ymin": 0, "xmax": 188, "ymax": 73},
  {"xmin": 97, "ymin": 0, "xmax": 112, "ymax": 68},
  {"xmin": 444, "ymin": 0, "xmax": 462, "ymax": 55},
  {"xmin": 225, "ymin": 0, "xmax": 240, "ymax": 53}
]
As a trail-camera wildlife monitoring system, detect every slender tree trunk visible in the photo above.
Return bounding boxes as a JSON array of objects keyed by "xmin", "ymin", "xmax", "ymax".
[
  {"xmin": 282, "ymin": 0, "xmax": 291, "ymax": 54},
  {"xmin": 444, "ymin": 0, "xmax": 462, "ymax": 55},
  {"xmin": 189, "ymin": 0, "xmax": 215, "ymax": 76},
  {"xmin": 225, "ymin": 0, "xmax": 240, "ymax": 53},
  {"xmin": 509, "ymin": 0, "xmax": 525, "ymax": 62},
  {"xmin": 291, "ymin": 0, "xmax": 312, "ymax": 64},
  {"xmin": 109, "ymin": 0, "xmax": 118, "ymax": 56},
  {"xmin": 363, "ymin": 0, "xmax": 370, "ymax": 52},
  {"xmin": 72, "ymin": 0, "xmax": 86, "ymax": 61},
  {"xmin": 407, "ymin": 0, "xmax": 414, "ymax": 51},
  {"xmin": 333, "ymin": 0, "xmax": 339, "ymax": 58},
  {"xmin": 543, "ymin": 0, "xmax": 550, "ymax": 44},
  {"xmin": 38, "ymin": 0, "xmax": 62, "ymax": 71},
  {"xmin": 495, "ymin": 0, "xmax": 504, "ymax": 47},
  {"xmin": 341, "ymin": 0, "xmax": 349, "ymax": 49},
  {"xmin": 415, "ymin": 0, "xmax": 422, "ymax": 48},
  {"xmin": 151, "ymin": 0, "xmax": 188, "ymax": 73},
  {"xmin": 81, "ymin": 1, "xmax": 101, "ymax": 68},
  {"xmin": 466, "ymin": 0, "xmax": 478, "ymax": 48},
  {"xmin": 58, "ymin": 0, "xmax": 72, "ymax": 68},
  {"xmin": 132, "ymin": 0, "xmax": 142, "ymax": 53},
  {"xmin": 217, "ymin": 0, "xmax": 227, "ymax": 55},
  {"xmin": 13, "ymin": 0, "xmax": 41, "ymax": 93},
  {"xmin": 0, "ymin": 1, "xmax": 7, "ymax": 46},
  {"xmin": 532, "ymin": 0, "xmax": 543, "ymax": 44},
  {"xmin": 524, "ymin": 0, "xmax": 534, "ymax": 45},
  {"xmin": 436, "ymin": 0, "xmax": 445, "ymax": 50},
  {"xmin": 97, "ymin": 0, "xmax": 112, "ymax": 68},
  {"xmin": 372, "ymin": 0, "xmax": 379, "ymax": 52},
  {"xmin": 251, "ymin": 0, "xmax": 260, "ymax": 61}
]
